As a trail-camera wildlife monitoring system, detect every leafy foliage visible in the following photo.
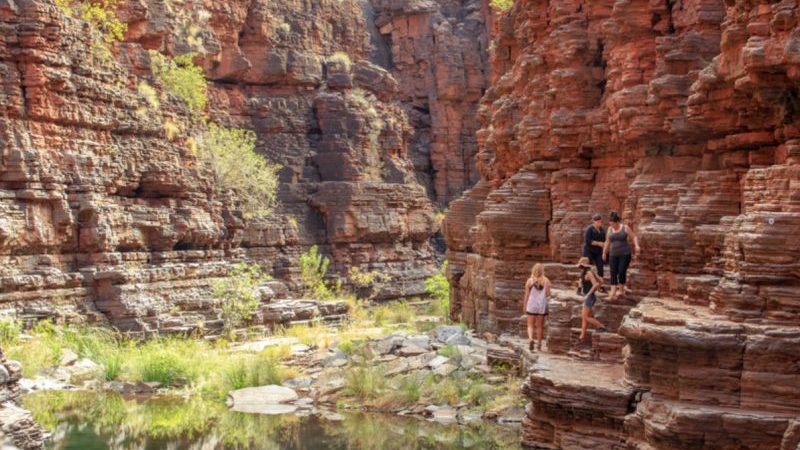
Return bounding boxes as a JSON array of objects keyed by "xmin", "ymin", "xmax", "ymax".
[
  {"xmin": 199, "ymin": 123, "xmax": 281, "ymax": 219},
  {"xmin": 489, "ymin": 0, "xmax": 514, "ymax": 11},
  {"xmin": 299, "ymin": 245, "xmax": 336, "ymax": 300},
  {"xmin": 425, "ymin": 261, "xmax": 450, "ymax": 319},
  {"xmin": 56, "ymin": 0, "xmax": 127, "ymax": 59},
  {"xmin": 149, "ymin": 51, "xmax": 207, "ymax": 112},
  {"xmin": 211, "ymin": 262, "xmax": 270, "ymax": 331},
  {"xmin": 0, "ymin": 318, "xmax": 21, "ymax": 347},
  {"xmin": 347, "ymin": 267, "xmax": 390, "ymax": 300}
]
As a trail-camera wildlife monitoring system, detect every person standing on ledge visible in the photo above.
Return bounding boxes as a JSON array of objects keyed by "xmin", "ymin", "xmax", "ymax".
[
  {"xmin": 577, "ymin": 257, "xmax": 606, "ymax": 341},
  {"xmin": 523, "ymin": 263, "xmax": 551, "ymax": 352},
  {"xmin": 583, "ymin": 213, "xmax": 606, "ymax": 279},
  {"xmin": 602, "ymin": 211, "xmax": 640, "ymax": 301}
]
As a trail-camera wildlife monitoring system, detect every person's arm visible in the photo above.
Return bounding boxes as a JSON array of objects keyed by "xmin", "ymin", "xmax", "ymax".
[
  {"xmin": 584, "ymin": 271, "xmax": 601, "ymax": 299},
  {"xmin": 544, "ymin": 280, "xmax": 551, "ymax": 299},
  {"xmin": 584, "ymin": 226, "xmax": 593, "ymax": 249},
  {"xmin": 593, "ymin": 228, "xmax": 605, "ymax": 247},
  {"xmin": 603, "ymin": 230, "xmax": 611, "ymax": 261},
  {"xmin": 523, "ymin": 280, "xmax": 531, "ymax": 314},
  {"xmin": 628, "ymin": 226, "xmax": 641, "ymax": 255}
]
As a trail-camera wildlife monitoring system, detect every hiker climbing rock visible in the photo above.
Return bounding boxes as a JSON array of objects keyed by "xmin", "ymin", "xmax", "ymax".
[{"xmin": 577, "ymin": 257, "xmax": 606, "ymax": 341}]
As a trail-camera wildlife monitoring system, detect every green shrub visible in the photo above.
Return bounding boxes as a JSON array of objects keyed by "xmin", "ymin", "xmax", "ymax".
[
  {"xmin": 56, "ymin": 0, "xmax": 127, "ymax": 59},
  {"xmin": 347, "ymin": 267, "xmax": 390, "ymax": 300},
  {"xmin": 327, "ymin": 51, "xmax": 352, "ymax": 68},
  {"xmin": 221, "ymin": 351, "xmax": 293, "ymax": 396},
  {"xmin": 489, "ymin": 0, "xmax": 514, "ymax": 11},
  {"xmin": 150, "ymin": 51, "xmax": 207, "ymax": 112},
  {"xmin": 437, "ymin": 344, "xmax": 460, "ymax": 359},
  {"xmin": 299, "ymin": 245, "xmax": 336, "ymax": 299},
  {"xmin": 103, "ymin": 353, "xmax": 123, "ymax": 381},
  {"xmin": 135, "ymin": 344, "xmax": 195, "ymax": 386},
  {"xmin": 387, "ymin": 301, "xmax": 414, "ymax": 324},
  {"xmin": 198, "ymin": 123, "xmax": 281, "ymax": 219},
  {"xmin": 425, "ymin": 261, "xmax": 450, "ymax": 319},
  {"xmin": 343, "ymin": 366, "xmax": 386, "ymax": 400},
  {"xmin": 0, "ymin": 318, "xmax": 21, "ymax": 346},
  {"xmin": 212, "ymin": 262, "xmax": 270, "ymax": 331}
]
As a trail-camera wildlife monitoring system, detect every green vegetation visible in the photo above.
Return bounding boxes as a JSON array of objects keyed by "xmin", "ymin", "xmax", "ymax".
[
  {"xmin": 149, "ymin": 51, "xmax": 207, "ymax": 112},
  {"xmin": 198, "ymin": 123, "xmax": 281, "ymax": 219},
  {"xmin": 425, "ymin": 261, "xmax": 450, "ymax": 319},
  {"xmin": 371, "ymin": 301, "xmax": 417, "ymax": 327},
  {"xmin": 0, "ymin": 318, "xmax": 21, "ymax": 346},
  {"xmin": 212, "ymin": 262, "xmax": 270, "ymax": 331},
  {"xmin": 338, "ymin": 363, "xmax": 523, "ymax": 413},
  {"xmin": 222, "ymin": 349, "xmax": 297, "ymax": 394},
  {"xmin": 56, "ymin": 0, "xmax": 127, "ymax": 59},
  {"xmin": 4, "ymin": 322, "xmax": 294, "ymax": 401},
  {"xmin": 489, "ymin": 0, "xmax": 514, "ymax": 11},
  {"xmin": 137, "ymin": 82, "xmax": 160, "ymax": 110},
  {"xmin": 347, "ymin": 266, "xmax": 390, "ymax": 300},
  {"xmin": 299, "ymin": 245, "xmax": 338, "ymax": 300},
  {"xmin": 327, "ymin": 51, "xmax": 352, "ymax": 68}
]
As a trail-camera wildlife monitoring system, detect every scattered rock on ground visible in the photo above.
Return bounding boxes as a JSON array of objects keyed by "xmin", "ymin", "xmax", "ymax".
[{"xmin": 227, "ymin": 385, "xmax": 299, "ymax": 415}]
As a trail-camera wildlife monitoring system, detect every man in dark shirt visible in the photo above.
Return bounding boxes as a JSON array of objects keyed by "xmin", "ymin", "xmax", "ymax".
[{"xmin": 583, "ymin": 213, "xmax": 606, "ymax": 278}]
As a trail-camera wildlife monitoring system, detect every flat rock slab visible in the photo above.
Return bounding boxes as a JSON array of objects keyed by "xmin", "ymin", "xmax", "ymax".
[
  {"xmin": 227, "ymin": 385, "xmax": 299, "ymax": 414},
  {"xmin": 524, "ymin": 354, "xmax": 634, "ymax": 419}
]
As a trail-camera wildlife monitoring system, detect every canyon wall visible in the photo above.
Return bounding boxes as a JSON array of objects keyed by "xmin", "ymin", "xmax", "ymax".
[
  {"xmin": 0, "ymin": 0, "xmax": 488, "ymax": 334},
  {"xmin": 443, "ymin": 0, "xmax": 799, "ymax": 448}
]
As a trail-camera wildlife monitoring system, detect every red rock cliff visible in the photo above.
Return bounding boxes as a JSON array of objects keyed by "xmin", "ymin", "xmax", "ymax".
[
  {"xmin": 444, "ymin": 0, "xmax": 800, "ymax": 448},
  {"xmin": 0, "ymin": 0, "xmax": 488, "ymax": 334}
]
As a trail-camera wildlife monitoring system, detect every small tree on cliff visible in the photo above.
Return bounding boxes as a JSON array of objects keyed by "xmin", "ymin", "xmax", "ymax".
[
  {"xmin": 212, "ymin": 262, "xmax": 270, "ymax": 332},
  {"xmin": 299, "ymin": 246, "xmax": 339, "ymax": 300},
  {"xmin": 198, "ymin": 123, "xmax": 281, "ymax": 219}
]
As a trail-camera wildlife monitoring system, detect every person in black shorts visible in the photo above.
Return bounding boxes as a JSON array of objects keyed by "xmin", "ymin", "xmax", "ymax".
[
  {"xmin": 583, "ymin": 213, "xmax": 606, "ymax": 279},
  {"xmin": 577, "ymin": 257, "xmax": 605, "ymax": 341}
]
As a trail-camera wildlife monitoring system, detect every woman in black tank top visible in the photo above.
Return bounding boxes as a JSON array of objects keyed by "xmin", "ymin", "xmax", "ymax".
[{"xmin": 602, "ymin": 211, "xmax": 640, "ymax": 301}]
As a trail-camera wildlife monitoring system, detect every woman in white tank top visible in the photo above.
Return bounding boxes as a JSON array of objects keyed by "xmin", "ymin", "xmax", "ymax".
[{"xmin": 523, "ymin": 263, "xmax": 551, "ymax": 352}]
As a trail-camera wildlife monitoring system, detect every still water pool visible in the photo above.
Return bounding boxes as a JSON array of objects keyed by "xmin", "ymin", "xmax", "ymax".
[{"xmin": 24, "ymin": 391, "xmax": 521, "ymax": 449}]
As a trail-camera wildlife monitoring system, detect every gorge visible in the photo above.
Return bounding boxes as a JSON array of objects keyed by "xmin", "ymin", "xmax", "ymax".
[{"xmin": 1, "ymin": 0, "xmax": 799, "ymax": 449}]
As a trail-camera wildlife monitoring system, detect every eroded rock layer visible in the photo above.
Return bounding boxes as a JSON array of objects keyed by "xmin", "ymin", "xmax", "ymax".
[
  {"xmin": 0, "ymin": 0, "xmax": 489, "ymax": 333},
  {"xmin": 0, "ymin": 349, "xmax": 45, "ymax": 449},
  {"xmin": 443, "ymin": 0, "xmax": 800, "ymax": 448}
]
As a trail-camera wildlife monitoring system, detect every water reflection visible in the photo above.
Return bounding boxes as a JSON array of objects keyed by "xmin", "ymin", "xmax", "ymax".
[{"xmin": 24, "ymin": 392, "xmax": 520, "ymax": 449}]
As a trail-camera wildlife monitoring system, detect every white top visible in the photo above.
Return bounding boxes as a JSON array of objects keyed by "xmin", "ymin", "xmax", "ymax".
[{"xmin": 526, "ymin": 283, "xmax": 548, "ymax": 315}]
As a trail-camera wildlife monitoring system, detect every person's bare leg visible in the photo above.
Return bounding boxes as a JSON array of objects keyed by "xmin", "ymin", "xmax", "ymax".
[
  {"xmin": 580, "ymin": 307, "xmax": 589, "ymax": 340},
  {"xmin": 618, "ymin": 284, "xmax": 626, "ymax": 298},
  {"xmin": 536, "ymin": 316, "xmax": 544, "ymax": 351},
  {"xmin": 527, "ymin": 315, "xmax": 535, "ymax": 350},
  {"xmin": 609, "ymin": 285, "xmax": 618, "ymax": 301}
]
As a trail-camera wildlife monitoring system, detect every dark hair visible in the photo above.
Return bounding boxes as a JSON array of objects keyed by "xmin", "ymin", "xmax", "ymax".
[
  {"xmin": 609, "ymin": 211, "xmax": 621, "ymax": 222},
  {"xmin": 592, "ymin": 213, "xmax": 602, "ymax": 220}
]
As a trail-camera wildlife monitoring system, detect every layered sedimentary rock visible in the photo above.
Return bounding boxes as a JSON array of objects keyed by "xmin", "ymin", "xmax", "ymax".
[
  {"xmin": 443, "ymin": 0, "xmax": 800, "ymax": 448},
  {"xmin": 0, "ymin": 0, "xmax": 488, "ymax": 332},
  {"xmin": 371, "ymin": 0, "xmax": 490, "ymax": 203},
  {"xmin": 0, "ymin": 349, "xmax": 45, "ymax": 449}
]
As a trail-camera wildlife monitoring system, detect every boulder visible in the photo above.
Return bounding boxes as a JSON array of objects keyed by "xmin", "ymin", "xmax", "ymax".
[{"xmin": 227, "ymin": 385, "xmax": 299, "ymax": 415}]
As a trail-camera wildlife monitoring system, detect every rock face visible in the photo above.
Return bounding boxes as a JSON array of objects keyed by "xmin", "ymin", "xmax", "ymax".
[
  {"xmin": 0, "ymin": 0, "xmax": 489, "ymax": 333},
  {"xmin": 0, "ymin": 349, "xmax": 45, "ymax": 449},
  {"xmin": 371, "ymin": 0, "xmax": 490, "ymax": 203},
  {"xmin": 443, "ymin": 0, "xmax": 800, "ymax": 448}
]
